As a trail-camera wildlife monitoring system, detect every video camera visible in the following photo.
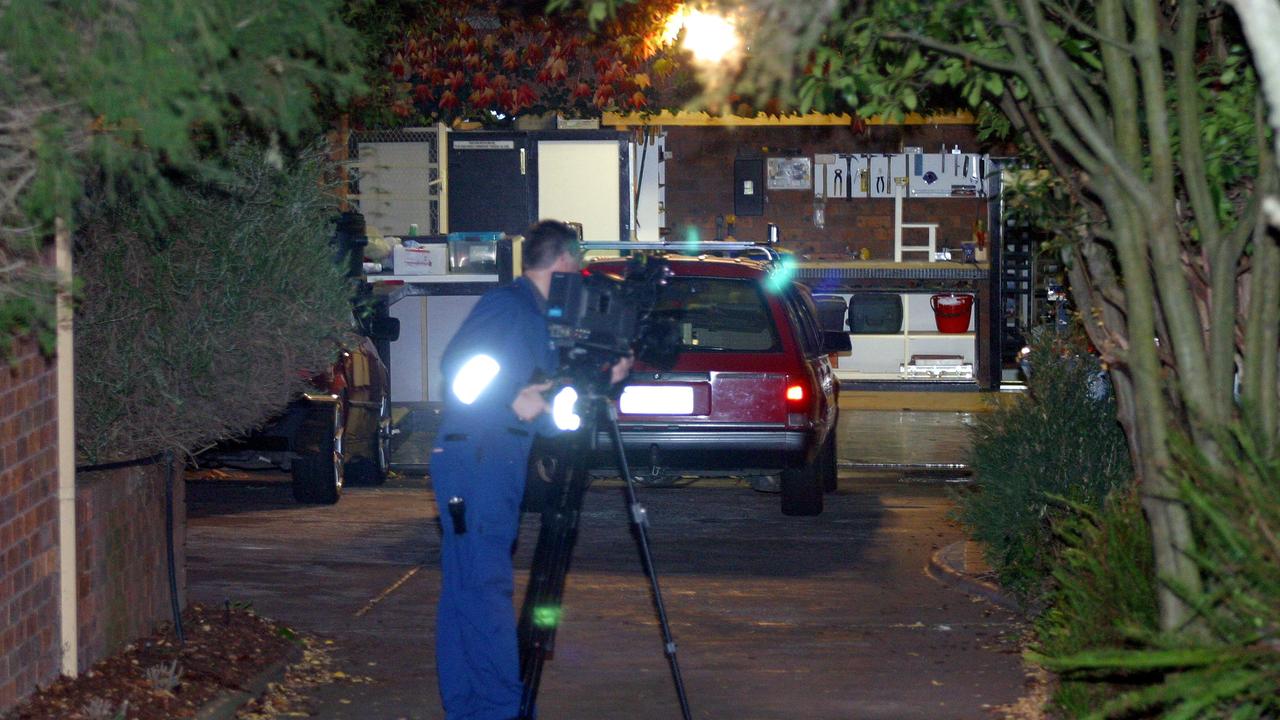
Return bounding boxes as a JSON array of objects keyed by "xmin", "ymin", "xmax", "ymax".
[{"xmin": 545, "ymin": 254, "xmax": 678, "ymax": 381}]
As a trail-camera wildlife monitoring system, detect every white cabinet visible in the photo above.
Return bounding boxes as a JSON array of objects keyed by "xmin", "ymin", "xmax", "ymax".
[{"xmin": 832, "ymin": 293, "xmax": 976, "ymax": 381}]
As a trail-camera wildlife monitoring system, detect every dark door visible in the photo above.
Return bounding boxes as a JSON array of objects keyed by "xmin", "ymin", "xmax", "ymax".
[{"xmin": 448, "ymin": 133, "xmax": 532, "ymax": 234}]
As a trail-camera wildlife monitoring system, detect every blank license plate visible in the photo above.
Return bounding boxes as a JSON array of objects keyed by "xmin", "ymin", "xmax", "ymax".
[{"xmin": 619, "ymin": 385, "xmax": 695, "ymax": 415}]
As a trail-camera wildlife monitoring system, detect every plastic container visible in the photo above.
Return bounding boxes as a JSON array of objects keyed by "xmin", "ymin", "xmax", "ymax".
[
  {"xmin": 930, "ymin": 293, "xmax": 974, "ymax": 333},
  {"xmin": 447, "ymin": 231, "xmax": 503, "ymax": 274},
  {"xmin": 812, "ymin": 295, "xmax": 848, "ymax": 333},
  {"xmin": 847, "ymin": 293, "xmax": 903, "ymax": 334}
]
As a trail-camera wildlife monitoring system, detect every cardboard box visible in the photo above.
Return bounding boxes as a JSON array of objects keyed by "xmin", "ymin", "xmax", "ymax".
[{"xmin": 393, "ymin": 244, "xmax": 447, "ymax": 275}]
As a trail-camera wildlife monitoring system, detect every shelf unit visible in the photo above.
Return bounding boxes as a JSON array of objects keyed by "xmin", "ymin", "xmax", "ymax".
[{"xmin": 831, "ymin": 292, "xmax": 977, "ymax": 381}]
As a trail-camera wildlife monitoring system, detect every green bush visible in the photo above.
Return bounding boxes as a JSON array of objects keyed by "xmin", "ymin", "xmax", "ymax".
[
  {"xmin": 1031, "ymin": 488, "xmax": 1160, "ymax": 716},
  {"xmin": 955, "ymin": 327, "xmax": 1134, "ymax": 603},
  {"xmin": 1032, "ymin": 432, "xmax": 1280, "ymax": 719},
  {"xmin": 74, "ymin": 141, "xmax": 352, "ymax": 464}
]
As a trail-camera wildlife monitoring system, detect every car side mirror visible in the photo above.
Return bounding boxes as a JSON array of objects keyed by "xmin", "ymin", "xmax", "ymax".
[
  {"xmin": 822, "ymin": 331, "xmax": 851, "ymax": 354},
  {"xmin": 370, "ymin": 316, "xmax": 400, "ymax": 342}
]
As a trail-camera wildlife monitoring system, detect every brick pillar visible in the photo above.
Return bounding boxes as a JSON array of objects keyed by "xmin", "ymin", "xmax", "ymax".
[{"xmin": 0, "ymin": 340, "xmax": 61, "ymax": 712}]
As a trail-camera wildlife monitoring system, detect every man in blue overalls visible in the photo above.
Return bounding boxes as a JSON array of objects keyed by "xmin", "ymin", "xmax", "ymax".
[{"xmin": 432, "ymin": 220, "xmax": 629, "ymax": 719}]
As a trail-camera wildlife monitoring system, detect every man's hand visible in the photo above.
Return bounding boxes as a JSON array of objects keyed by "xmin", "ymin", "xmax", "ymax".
[
  {"xmin": 609, "ymin": 354, "xmax": 635, "ymax": 385},
  {"xmin": 512, "ymin": 381, "xmax": 553, "ymax": 421}
]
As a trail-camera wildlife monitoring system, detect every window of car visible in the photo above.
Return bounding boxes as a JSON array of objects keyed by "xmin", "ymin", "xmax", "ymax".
[
  {"xmin": 652, "ymin": 277, "xmax": 781, "ymax": 352},
  {"xmin": 779, "ymin": 283, "xmax": 823, "ymax": 358}
]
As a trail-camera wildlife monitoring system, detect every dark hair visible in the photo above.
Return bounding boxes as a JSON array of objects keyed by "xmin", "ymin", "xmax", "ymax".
[{"xmin": 523, "ymin": 220, "xmax": 579, "ymax": 270}]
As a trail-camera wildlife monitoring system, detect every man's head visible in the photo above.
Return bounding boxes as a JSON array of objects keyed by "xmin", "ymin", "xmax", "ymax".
[{"xmin": 523, "ymin": 220, "xmax": 581, "ymax": 274}]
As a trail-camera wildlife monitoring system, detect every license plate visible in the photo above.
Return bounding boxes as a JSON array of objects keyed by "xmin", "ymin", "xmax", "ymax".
[{"xmin": 619, "ymin": 385, "xmax": 695, "ymax": 415}]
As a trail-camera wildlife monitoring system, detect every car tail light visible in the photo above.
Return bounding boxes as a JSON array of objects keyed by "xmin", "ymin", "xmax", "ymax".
[{"xmin": 785, "ymin": 381, "xmax": 810, "ymax": 427}]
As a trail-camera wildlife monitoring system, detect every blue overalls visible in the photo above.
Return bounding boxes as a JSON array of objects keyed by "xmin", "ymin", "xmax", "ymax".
[{"xmin": 432, "ymin": 277, "xmax": 558, "ymax": 720}]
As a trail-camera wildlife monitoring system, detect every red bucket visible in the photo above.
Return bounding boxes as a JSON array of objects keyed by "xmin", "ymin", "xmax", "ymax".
[{"xmin": 930, "ymin": 293, "xmax": 974, "ymax": 333}]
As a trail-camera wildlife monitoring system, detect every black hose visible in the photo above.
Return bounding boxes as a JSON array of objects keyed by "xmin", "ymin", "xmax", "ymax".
[{"xmin": 164, "ymin": 451, "xmax": 186, "ymax": 644}]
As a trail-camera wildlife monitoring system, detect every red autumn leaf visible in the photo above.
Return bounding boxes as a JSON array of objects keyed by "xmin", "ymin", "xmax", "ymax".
[
  {"xmin": 546, "ymin": 57, "xmax": 569, "ymax": 81},
  {"xmin": 439, "ymin": 90, "xmax": 460, "ymax": 110},
  {"xmin": 593, "ymin": 83, "xmax": 614, "ymax": 107},
  {"xmin": 630, "ymin": 91, "xmax": 648, "ymax": 109},
  {"xmin": 469, "ymin": 87, "xmax": 498, "ymax": 107},
  {"xmin": 390, "ymin": 53, "xmax": 407, "ymax": 80},
  {"xmin": 595, "ymin": 56, "xmax": 612, "ymax": 74},
  {"xmin": 572, "ymin": 81, "xmax": 593, "ymax": 100},
  {"xmin": 502, "ymin": 48, "xmax": 520, "ymax": 71},
  {"xmin": 463, "ymin": 37, "xmax": 478, "ymax": 54},
  {"xmin": 471, "ymin": 73, "xmax": 489, "ymax": 91},
  {"xmin": 524, "ymin": 44, "xmax": 544, "ymax": 65},
  {"xmin": 491, "ymin": 75, "xmax": 511, "ymax": 93},
  {"xmin": 515, "ymin": 83, "xmax": 537, "ymax": 108},
  {"xmin": 391, "ymin": 99, "xmax": 413, "ymax": 117},
  {"xmin": 464, "ymin": 53, "xmax": 483, "ymax": 69},
  {"xmin": 446, "ymin": 71, "xmax": 466, "ymax": 92},
  {"xmin": 481, "ymin": 34, "xmax": 498, "ymax": 53},
  {"xmin": 414, "ymin": 84, "xmax": 434, "ymax": 102}
]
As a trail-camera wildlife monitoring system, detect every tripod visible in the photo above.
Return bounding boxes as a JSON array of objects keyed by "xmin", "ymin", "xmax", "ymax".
[{"xmin": 517, "ymin": 391, "xmax": 693, "ymax": 720}]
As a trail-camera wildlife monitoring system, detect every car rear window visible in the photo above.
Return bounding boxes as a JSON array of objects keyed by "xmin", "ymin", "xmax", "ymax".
[{"xmin": 652, "ymin": 277, "xmax": 780, "ymax": 352}]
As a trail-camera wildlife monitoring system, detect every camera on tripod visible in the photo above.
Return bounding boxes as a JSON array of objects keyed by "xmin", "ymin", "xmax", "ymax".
[{"xmin": 544, "ymin": 254, "xmax": 678, "ymax": 381}]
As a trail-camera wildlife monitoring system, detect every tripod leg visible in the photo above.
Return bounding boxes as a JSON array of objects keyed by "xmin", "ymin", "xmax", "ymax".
[
  {"xmin": 602, "ymin": 401, "xmax": 694, "ymax": 720},
  {"xmin": 518, "ymin": 434, "xmax": 592, "ymax": 719}
]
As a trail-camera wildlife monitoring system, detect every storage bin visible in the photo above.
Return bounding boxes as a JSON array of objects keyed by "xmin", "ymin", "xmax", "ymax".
[
  {"xmin": 447, "ymin": 231, "xmax": 503, "ymax": 274},
  {"xmin": 930, "ymin": 293, "xmax": 974, "ymax": 333},
  {"xmin": 812, "ymin": 295, "xmax": 849, "ymax": 333},
  {"xmin": 847, "ymin": 293, "xmax": 903, "ymax": 334}
]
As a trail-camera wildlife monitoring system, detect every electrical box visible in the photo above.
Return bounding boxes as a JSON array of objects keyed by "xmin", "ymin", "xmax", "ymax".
[{"xmin": 734, "ymin": 157, "xmax": 765, "ymax": 216}]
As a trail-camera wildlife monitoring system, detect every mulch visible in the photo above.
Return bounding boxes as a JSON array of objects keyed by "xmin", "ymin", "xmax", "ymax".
[{"xmin": 3, "ymin": 603, "xmax": 296, "ymax": 720}]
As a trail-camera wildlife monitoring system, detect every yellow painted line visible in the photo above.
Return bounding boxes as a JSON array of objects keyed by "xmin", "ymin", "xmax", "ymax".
[
  {"xmin": 603, "ymin": 110, "xmax": 975, "ymax": 127},
  {"xmin": 355, "ymin": 565, "xmax": 421, "ymax": 618},
  {"xmin": 838, "ymin": 391, "xmax": 1018, "ymax": 413}
]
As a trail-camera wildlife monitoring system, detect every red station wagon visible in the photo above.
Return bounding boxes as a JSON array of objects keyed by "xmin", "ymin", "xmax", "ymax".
[{"xmin": 585, "ymin": 252, "xmax": 851, "ymax": 516}]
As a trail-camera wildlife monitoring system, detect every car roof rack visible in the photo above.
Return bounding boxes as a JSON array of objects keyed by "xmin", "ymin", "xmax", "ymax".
[{"xmin": 579, "ymin": 240, "xmax": 784, "ymax": 264}]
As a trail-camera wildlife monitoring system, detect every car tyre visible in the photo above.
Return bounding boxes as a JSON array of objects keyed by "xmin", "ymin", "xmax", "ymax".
[
  {"xmin": 292, "ymin": 404, "xmax": 344, "ymax": 504},
  {"xmin": 781, "ymin": 463, "xmax": 823, "ymax": 516},
  {"xmin": 346, "ymin": 394, "xmax": 391, "ymax": 486},
  {"xmin": 818, "ymin": 434, "xmax": 838, "ymax": 493}
]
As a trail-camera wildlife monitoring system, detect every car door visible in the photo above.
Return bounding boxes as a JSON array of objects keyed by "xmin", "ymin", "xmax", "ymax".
[{"xmin": 782, "ymin": 283, "xmax": 839, "ymax": 438}]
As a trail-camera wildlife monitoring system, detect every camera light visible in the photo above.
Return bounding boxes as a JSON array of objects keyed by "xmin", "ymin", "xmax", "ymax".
[
  {"xmin": 452, "ymin": 354, "xmax": 500, "ymax": 405},
  {"xmin": 552, "ymin": 386, "xmax": 582, "ymax": 431},
  {"xmin": 532, "ymin": 604, "xmax": 561, "ymax": 629}
]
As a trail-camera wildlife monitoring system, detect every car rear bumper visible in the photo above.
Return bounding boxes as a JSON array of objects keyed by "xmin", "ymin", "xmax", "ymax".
[{"xmin": 591, "ymin": 425, "xmax": 814, "ymax": 474}]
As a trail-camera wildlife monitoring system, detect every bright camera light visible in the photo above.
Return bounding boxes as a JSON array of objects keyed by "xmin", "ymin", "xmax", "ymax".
[
  {"xmin": 552, "ymin": 386, "xmax": 582, "ymax": 431},
  {"xmin": 663, "ymin": 7, "xmax": 741, "ymax": 65},
  {"xmin": 452, "ymin": 354, "xmax": 500, "ymax": 405}
]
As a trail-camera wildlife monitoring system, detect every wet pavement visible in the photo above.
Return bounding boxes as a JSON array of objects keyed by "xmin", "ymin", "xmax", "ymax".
[{"xmin": 186, "ymin": 408, "xmax": 1031, "ymax": 719}]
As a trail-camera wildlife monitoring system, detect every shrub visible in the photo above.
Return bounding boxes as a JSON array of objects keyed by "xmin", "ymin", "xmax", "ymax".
[
  {"xmin": 1030, "ymin": 488, "xmax": 1160, "ymax": 716},
  {"xmin": 955, "ymin": 326, "xmax": 1133, "ymax": 603},
  {"xmin": 1032, "ymin": 432, "xmax": 1280, "ymax": 718},
  {"xmin": 74, "ymin": 141, "xmax": 352, "ymax": 464}
]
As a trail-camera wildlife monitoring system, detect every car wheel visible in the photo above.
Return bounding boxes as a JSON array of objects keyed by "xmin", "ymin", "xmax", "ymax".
[
  {"xmin": 818, "ymin": 434, "xmax": 838, "ymax": 493},
  {"xmin": 292, "ymin": 403, "xmax": 344, "ymax": 504},
  {"xmin": 781, "ymin": 463, "xmax": 823, "ymax": 516},
  {"xmin": 346, "ymin": 394, "xmax": 391, "ymax": 486}
]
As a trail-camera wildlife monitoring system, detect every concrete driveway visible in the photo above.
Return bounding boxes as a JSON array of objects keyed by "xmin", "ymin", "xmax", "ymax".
[{"xmin": 187, "ymin": 410, "xmax": 1030, "ymax": 719}]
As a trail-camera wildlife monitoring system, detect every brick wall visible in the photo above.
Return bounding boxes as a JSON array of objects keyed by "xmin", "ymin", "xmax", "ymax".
[
  {"xmin": 76, "ymin": 460, "xmax": 185, "ymax": 671},
  {"xmin": 0, "ymin": 339, "xmax": 60, "ymax": 710},
  {"xmin": 664, "ymin": 125, "xmax": 989, "ymax": 260}
]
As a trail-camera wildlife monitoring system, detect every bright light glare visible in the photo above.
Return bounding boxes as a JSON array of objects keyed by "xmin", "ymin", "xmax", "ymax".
[
  {"xmin": 552, "ymin": 386, "xmax": 581, "ymax": 431},
  {"xmin": 619, "ymin": 385, "xmax": 695, "ymax": 415},
  {"xmin": 663, "ymin": 7, "xmax": 741, "ymax": 64},
  {"xmin": 452, "ymin": 354, "xmax": 499, "ymax": 405}
]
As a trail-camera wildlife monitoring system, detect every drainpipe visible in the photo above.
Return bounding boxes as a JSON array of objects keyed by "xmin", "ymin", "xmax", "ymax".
[{"xmin": 55, "ymin": 216, "xmax": 78, "ymax": 675}]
